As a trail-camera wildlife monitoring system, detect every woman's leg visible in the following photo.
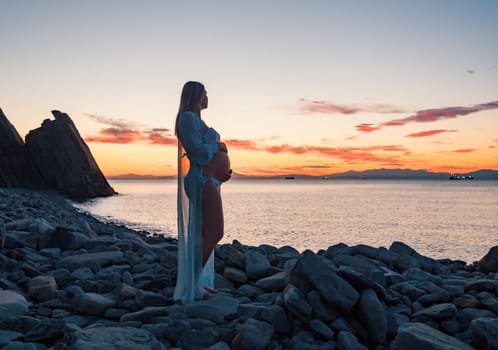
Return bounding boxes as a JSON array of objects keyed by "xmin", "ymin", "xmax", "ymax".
[{"xmin": 202, "ymin": 180, "xmax": 224, "ymax": 265}]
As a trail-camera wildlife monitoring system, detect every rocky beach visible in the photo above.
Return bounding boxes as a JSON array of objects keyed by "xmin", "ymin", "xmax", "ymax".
[{"xmin": 1, "ymin": 188, "xmax": 498, "ymax": 350}]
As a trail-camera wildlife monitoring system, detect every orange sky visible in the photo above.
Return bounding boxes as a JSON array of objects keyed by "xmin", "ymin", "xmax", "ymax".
[
  {"xmin": 1, "ymin": 1, "xmax": 497, "ymax": 177},
  {"xmin": 84, "ymin": 102, "xmax": 498, "ymax": 177}
]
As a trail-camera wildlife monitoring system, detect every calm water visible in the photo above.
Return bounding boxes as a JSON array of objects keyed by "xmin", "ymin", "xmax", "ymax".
[{"xmin": 74, "ymin": 179, "xmax": 498, "ymax": 263}]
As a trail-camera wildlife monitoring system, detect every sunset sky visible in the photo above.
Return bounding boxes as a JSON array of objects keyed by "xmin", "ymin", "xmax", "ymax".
[{"xmin": 1, "ymin": 0, "xmax": 497, "ymax": 176}]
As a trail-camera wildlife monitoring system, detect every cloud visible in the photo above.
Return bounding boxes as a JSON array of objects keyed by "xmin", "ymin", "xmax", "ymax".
[
  {"xmin": 86, "ymin": 113, "xmax": 141, "ymax": 129},
  {"xmin": 466, "ymin": 69, "xmax": 475, "ymax": 75},
  {"xmin": 452, "ymin": 149, "xmax": 477, "ymax": 153},
  {"xmin": 356, "ymin": 124, "xmax": 381, "ymax": 133},
  {"xmin": 405, "ymin": 129, "xmax": 457, "ymax": 138},
  {"xmin": 85, "ymin": 113, "xmax": 175, "ymax": 145},
  {"xmin": 298, "ymin": 98, "xmax": 405, "ymax": 115},
  {"xmin": 356, "ymin": 100, "xmax": 498, "ymax": 133},
  {"xmin": 225, "ymin": 138, "xmax": 408, "ymax": 164}
]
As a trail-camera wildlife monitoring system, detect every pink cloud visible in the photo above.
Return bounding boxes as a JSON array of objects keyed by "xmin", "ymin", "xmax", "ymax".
[
  {"xmin": 223, "ymin": 138, "xmax": 408, "ymax": 164},
  {"xmin": 405, "ymin": 129, "xmax": 457, "ymax": 138},
  {"xmin": 453, "ymin": 149, "xmax": 477, "ymax": 153},
  {"xmin": 85, "ymin": 113, "xmax": 175, "ymax": 145},
  {"xmin": 356, "ymin": 100, "xmax": 498, "ymax": 133},
  {"xmin": 299, "ymin": 98, "xmax": 404, "ymax": 115},
  {"xmin": 356, "ymin": 124, "xmax": 381, "ymax": 133}
]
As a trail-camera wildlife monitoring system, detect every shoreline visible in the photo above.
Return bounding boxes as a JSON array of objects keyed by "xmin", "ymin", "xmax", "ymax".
[{"xmin": 1, "ymin": 188, "xmax": 497, "ymax": 349}]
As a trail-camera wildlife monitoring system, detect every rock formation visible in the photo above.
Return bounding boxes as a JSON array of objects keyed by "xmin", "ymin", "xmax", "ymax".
[
  {"xmin": 0, "ymin": 108, "xmax": 114, "ymax": 199},
  {"xmin": 0, "ymin": 108, "xmax": 44, "ymax": 188}
]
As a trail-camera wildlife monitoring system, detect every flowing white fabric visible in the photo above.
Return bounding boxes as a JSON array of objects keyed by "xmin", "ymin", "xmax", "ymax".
[{"xmin": 174, "ymin": 111, "xmax": 218, "ymax": 304}]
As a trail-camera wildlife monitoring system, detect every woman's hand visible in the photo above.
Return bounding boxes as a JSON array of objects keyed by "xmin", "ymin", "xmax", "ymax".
[
  {"xmin": 222, "ymin": 169, "xmax": 232, "ymax": 183},
  {"xmin": 218, "ymin": 142, "xmax": 228, "ymax": 153}
]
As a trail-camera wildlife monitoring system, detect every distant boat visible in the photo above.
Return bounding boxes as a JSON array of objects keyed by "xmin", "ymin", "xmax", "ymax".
[
  {"xmin": 449, "ymin": 174, "xmax": 474, "ymax": 180},
  {"xmin": 285, "ymin": 176, "xmax": 295, "ymax": 180},
  {"xmin": 322, "ymin": 176, "xmax": 329, "ymax": 180}
]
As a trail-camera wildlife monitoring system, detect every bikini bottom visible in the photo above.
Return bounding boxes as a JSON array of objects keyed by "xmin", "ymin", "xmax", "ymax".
[{"xmin": 201, "ymin": 176, "xmax": 222, "ymax": 189}]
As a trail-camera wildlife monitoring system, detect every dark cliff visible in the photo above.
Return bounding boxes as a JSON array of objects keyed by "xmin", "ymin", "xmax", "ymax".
[
  {"xmin": 0, "ymin": 108, "xmax": 45, "ymax": 188},
  {"xmin": 0, "ymin": 108, "xmax": 115, "ymax": 199}
]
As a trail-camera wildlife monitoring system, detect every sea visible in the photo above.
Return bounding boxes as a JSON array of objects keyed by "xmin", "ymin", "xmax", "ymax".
[{"xmin": 73, "ymin": 179, "xmax": 498, "ymax": 264}]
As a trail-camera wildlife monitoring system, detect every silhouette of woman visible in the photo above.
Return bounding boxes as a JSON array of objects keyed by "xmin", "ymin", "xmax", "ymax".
[{"xmin": 173, "ymin": 81, "xmax": 231, "ymax": 303}]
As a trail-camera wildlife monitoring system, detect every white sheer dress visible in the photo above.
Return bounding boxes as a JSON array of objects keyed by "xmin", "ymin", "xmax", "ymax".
[{"xmin": 174, "ymin": 111, "xmax": 219, "ymax": 304}]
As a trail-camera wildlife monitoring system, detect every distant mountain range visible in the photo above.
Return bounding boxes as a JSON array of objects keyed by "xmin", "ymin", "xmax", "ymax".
[{"xmin": 107, "ymin": 169, "xmax": 498, "ymax": 180}]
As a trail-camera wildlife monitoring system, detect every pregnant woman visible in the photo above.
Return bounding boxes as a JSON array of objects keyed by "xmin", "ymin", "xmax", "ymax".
[{"xmin": 173, "ymin": 81, "xmax": 231, "ymax": 303}]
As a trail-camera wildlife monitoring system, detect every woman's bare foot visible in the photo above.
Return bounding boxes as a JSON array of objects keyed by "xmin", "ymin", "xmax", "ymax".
[{"xmin": 203, "ymin": 286, "xmax": 219, "ymax": 297}]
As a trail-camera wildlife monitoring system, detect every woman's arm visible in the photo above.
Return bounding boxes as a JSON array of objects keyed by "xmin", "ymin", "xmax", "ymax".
[{"xmin": 178, "ymin": 112, "xmax": 219, "ymax": 167}]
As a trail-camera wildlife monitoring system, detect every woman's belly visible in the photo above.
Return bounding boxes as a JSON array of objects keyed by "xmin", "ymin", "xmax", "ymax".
[{"xmin": 203, "ymin": 151, "xmax": 231, "ymax": 182}]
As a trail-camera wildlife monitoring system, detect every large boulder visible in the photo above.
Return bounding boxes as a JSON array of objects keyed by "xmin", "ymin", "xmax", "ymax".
[
  {"xmin": 69, "ymin": 326, "xmax": 165, "ymax": 350},
  {"xmin": 0, "ymin": 291, "xmax": 30, "ymax": 321},
  {"xmin": 25, "ymin": 110, "xmax": 115, "ymax": 199},
  {"xmin": 290, "ymin": 250, "xmax": 359, "ymax": 312},
  {"xmin": 392, "ymin": 322, "xmax": 474, "ymax": 350}
]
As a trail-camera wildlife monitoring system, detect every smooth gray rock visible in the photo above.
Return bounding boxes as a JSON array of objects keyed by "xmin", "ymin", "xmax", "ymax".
[
  {"xmin": 337, "ymin": 331, "xmax": 368, "ymax": 350},
  {"xmin": 0, "ymin": 341, "xmax": 38, "ymax": 350},
  {"xmin": 232, "ymin": 318, "xmax": 274, "ymax": 350},
  {"xmin": 310, "ymin": 319, "xmax": 335, "ymax": 341},
  {"xmin": 71, "ymin": 267, "xmax": 95, "ymax": 280},
  {"xmin": 390, "ymin": 241, "xmax": 416, "ymax": 255},
  {"xmin": 283, "ymin": 284, "xmax": 313, "ymax": 323},
  {"xmin": 413, "ymin": 303, "xmax": 457, "ymax": 320},
  {"xmin": 185, "ymin": 295, "xmax": 239, "ymax": 323},
  {"xmin": 470, "ymin": 317, "xmax": 498, "ymax": 350},
  {"xmin": 0, "ymin": 330, "xmax": 22, "ymax": 347},
  {"xmin": 255, "ymin": 271, "xmax": 288, "ymax": 291},
  {"xmin": 392, "ymin": 322, "xmax": 474, "ymax": 350},
  {"xmin": 72, "ymin": 292, "xmax": 116, "ymax": 316},
  {"xmin": 58, "ymin": 251, "xmax": 124, "ymax": 271},
  {"xmin": 325, "ymin": 243, "xmax": 352, "ymax": 258},
  {"xmin": 390, "ymin": 281, "xmax": 426, "ymax": 301},
  {"xmin": 4, "ymin": 232, "xmax": 38, "ymax": 249},
  {"xmin": 0, "ymin": 291, "xmax": 29, "ymax": 321},
  {"xmin": 260, "ymin": 304, "xmax": 291, "ymax": 334},
  {"xmin": 120, "ymin": 307, "xmax": 170, "ymax": 323},
  {"xmin": 245, "ymin": 250, "xmax": 270, "ymax": 280},
  {"xmin": 333, "ymin": 254, "xmax": 378, "ymax": 273},
  {"xmin": 22, "ymin": 318, "xmax": 66, "ymax": 343},
  {"xmin": 69, "ymin": 326, "xmax": 165, "ymax": 350},
  {"xmin": 29, "ymin": 218, "xmax": 55, "ymax": 235},
  {"xmin": 27, "ymin": 275, "xmax": 58, "ymax": 301},
  {"xmin": 219, "ymin": 245, "xmax": 245, "ymax": 269},
  {"xmin": 237, "ymin": 284, "xmax": 264, "ymax": 298},
  {"xmin": 207, "ymin": 342, "xmax": 231, "ymax": 350},
  {"xmin": 307, "ymin": 290, "xmax": 339, "ymax": 322},
  {"xmin": 403, "ymin": 268, "xmax": 442, "ymax": 285},
  {"xmin": 290, "ymin": 250, "xmax": 359, "ymax": 312},
  {"xmin": 163, "ymin": 320, "xmax": 189, "ymax": 345},
  {"xmin": 458, "ymin": 308, "xmax": 496, "ymax": 330},
  {"xmin": 0, "ymin": 316, "xmax": 40, "ymax": 334},
  {"xmin": 180, "ymin": 329, "xmax": 219, "ymax": 350},
  {"xmin": 5, "ymin": 219, "xmax": 32, "ymax": 232},
  {"xmin": 358, "ymin": 288, "xmax": 387, "ymax": 344},
  {"xmin": 223, "ymin": 267, "xmax": 248, "ymax": 284},
  {"xmin": 135, "ymin": 290, "xmax": 168, "ymax": 307}
]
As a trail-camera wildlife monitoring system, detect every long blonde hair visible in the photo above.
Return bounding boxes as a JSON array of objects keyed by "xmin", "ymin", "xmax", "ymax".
[{"xmin": 175, "ymin": 81, "xmax": 205, "ymax": 136}]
